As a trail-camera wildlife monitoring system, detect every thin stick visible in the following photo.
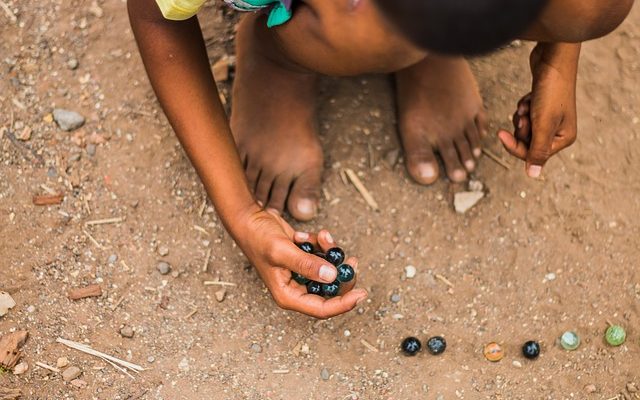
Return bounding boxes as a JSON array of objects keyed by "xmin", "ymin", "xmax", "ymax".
[
  {"xmin": 360, "ymin": 339, "xmax": 379, "ymax": 353},
  {"xmin": 185, "ymin": 309, "xmax": 198, "ymax": 319},
  {"xmin": 194, "ymin": 225, "xmax": 209, "ymax": 235},
  {"xmin": 84, "ymin": 217, "xmax": 124, "ymax": 226},
  {"xmin": 203, "ymin": 281, "xmax": 237, "ymax": 287},
  {"xmin": 0, "ymin": 1, "xmax": 17, "ymax": 23},
  {"xmin": 435, "ymin": 274, "xmax": 454, "ymax": 288},
  {"xmin": 339, "ymin": 169, "xmax": 349, "ymax": 185},
  {"xmin": 344, "ymin": 168, "xmax": 379, "ymax": 211},
  {"xmin": 198, "ymin": 199, "xmax": 207, "ymax": 217},
  {"xmin": 110, "ymin": 296, "xmax": 125, "ymax": 311},
  {"xmin": 56, "ymin": 338, "xmax": 144, "ymax": 372},
  {"xmin": 40, "ymin": 184, "xmax": 57, "ymax": 195},
  {"xmin": 367, "ymin": 143, "xmax": 375, "ymax": 169},
  {"xmin": 272, "ymin": 369, "xmax": 290, "ymax": 374},
  {"xmin": 103, "ymin": 357, "xmax": 136, "ymax": 380},
  {"xmin": 83, "ymin": 230, "xmax": 105, "ymax": 249},
  {"xmin": 482, "ymin": 148, "xmax": 511, "ymax": 170},
  {"xmin": 35, "ymin": 362, "xmax": 60, "ymax": 373},
  {"xmin": 202, "ymin": 248, "xmax": 212, "ymax": 273}
]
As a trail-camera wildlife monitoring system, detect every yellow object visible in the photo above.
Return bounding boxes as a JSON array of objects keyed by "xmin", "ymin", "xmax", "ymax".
[{"xmin": 155, "ymin": 0, "xmax": 207, "ymax": 20}]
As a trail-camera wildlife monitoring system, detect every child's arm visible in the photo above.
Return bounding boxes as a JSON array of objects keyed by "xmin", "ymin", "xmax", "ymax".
[
  {"xmin": 498, "ymin": 0, "xmax": 633, "ymax": 177},
  {"xmin": 127, "ymin": 0, "xmax": 367, "ymax": 318}
]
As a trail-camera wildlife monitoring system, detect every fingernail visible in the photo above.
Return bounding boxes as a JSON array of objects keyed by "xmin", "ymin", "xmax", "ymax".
[
  {"xmin": 296, "ymin": 232, "xmax": 309, "ymax": 240},
  {"xmin": 297, "ymin": 199, "xmax": 316, "ymax": 215},
  {"xmin": 418, "ymin": 163, "xmax": 436, "ymax": 179},
  {"xmin": 528, "ymin": 165, "xmax": 542, "ymax": 178},
  {"xmin": 256, "ymin": 200, "xmax": 264, "ymax": 207},
  {"xmin": 267, "ymin": 207, "xmax": 280, "ymax": 215},
  {"xmin": 518, "ymin": 105, "xmax": 526, "ymax": 116},
  {"xmin": 325, "ymin": 231, "xmax": 334, "ymax": 244},
  {"xmin": 518, "ymin": 119, "xmax": 524, "ymax": 129},
  {"xmin": 319, "ymin": 265, "xmax": 337, "ymax": 282}
]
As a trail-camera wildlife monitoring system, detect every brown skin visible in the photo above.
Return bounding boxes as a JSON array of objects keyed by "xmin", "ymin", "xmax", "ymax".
[{"xmin": 128, "ymin": 0, "xmax": 633, "ymax": 318}]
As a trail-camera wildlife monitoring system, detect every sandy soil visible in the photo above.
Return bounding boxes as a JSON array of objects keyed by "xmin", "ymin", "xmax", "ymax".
[{"xmin": 1, "ymin": 1, "xmax": 639, "ymax": 399}]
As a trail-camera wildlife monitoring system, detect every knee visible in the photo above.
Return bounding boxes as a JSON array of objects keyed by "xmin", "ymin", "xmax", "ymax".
[{"xmin": 580, "ymin": 0, "xmax": 634, "ymax": 40}]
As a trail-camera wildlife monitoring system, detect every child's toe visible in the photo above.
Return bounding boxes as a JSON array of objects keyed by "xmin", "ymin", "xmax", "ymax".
[
  {"xmin": 287, "ymin": 171, "xmax": 321, "ymax": 221},
  {"xmin": 405, "ymin": 146, "xmax": 440, "ymax": 185},
  {"xmin": 440, "ymin": 141, "xmax": 468, "ymax": 182}
]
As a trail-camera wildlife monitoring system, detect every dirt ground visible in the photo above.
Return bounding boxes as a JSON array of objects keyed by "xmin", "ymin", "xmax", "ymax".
[{"xmin": 1, "ymin": 1, "xmax": 639, "ymax": 399}]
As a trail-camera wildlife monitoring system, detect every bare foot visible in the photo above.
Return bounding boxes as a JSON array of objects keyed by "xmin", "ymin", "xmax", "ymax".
[
  {"xmin": 395, "ymin": 56, "xmax": 487, "ymax": 184},
  {"xmin": 231, "ymin": 15, "xmax": 322, "ymax": 221}
]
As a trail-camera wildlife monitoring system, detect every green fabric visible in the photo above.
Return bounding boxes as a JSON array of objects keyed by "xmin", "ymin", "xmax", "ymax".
[
  {"xmin": 266, "ymin": 2, "xmax": 291, "ymax": 27},
  {"xmin": 234, "ymin": 0, "xmax": 291, "ymax": 27}
]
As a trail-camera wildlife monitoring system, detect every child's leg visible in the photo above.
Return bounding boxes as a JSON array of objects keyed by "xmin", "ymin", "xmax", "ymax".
[
  {"xmin": 395, "ymin": 56, "xmax": 486, "ymax": 184},
  {"xmin": 231, "ymin": 13, "xmax": 322, "ymax": 221}
]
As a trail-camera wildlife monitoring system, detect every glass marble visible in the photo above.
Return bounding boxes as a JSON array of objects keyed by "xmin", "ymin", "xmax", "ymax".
[
  {"xmin": 401, "ymin": 337, "xmax": 422, "ymax": 356},
  {"xmin": 426, "ymin": 336, "xmax": 447, "ymax": 355},
  {"xmin": 560, "ymin": 331, "xmax": 580, "ymax": 351},
  {"xmin": 522, "ymin": 340, "xmax": 541, "ymax": 359},
  {"xmin": 483, "ymin": 342, "xmax": 504, "ymax": 362},
  {"xmin": 605, "ymin": 325, "xmax": 626, "ymax": 346}
]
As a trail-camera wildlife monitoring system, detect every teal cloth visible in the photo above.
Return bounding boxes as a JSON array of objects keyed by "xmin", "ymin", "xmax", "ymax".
[{"xmin": 229, "ymin": 0, "xmax": 292, "ymax": 27}]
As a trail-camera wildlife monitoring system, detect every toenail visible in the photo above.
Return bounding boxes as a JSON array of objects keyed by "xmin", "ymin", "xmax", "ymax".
[
  {"xmin": 465, "ymin": 160, "xmax": 475, "ymax": 171},
  {"xmin": 527, "ymin": 165, "xmax": 542, "ymax": 178},
  {"xmin": 453, "ymin": 169, "xmax": 466, "ymax": 181},
  {"xmin": 297, "ymin": 199, "xmax": 316, "ymax": 216},
  {"xmin": 473, "ymin": 148, "xmax": 482, "ymax": 157},
  {"xmin": 418, "ymin": 163, "xmax": 436, "ymax": 179}
]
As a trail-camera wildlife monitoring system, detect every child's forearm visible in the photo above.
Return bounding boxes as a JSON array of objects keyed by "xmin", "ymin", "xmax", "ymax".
[
  {"xmin": 531, "ymin": 42, "xmax": 581, "ymax": 79},
  {"xmin": 128, "ymin": 0, "xmax": 259, "ymax": 235}
]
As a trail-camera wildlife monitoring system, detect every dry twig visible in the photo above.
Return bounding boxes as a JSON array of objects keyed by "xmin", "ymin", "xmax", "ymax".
[
  {"xmin": 84, "ymin": 217, "xmax": 124, "ymax": 226},
  {"xmin": 482, "ymin": 148, "xmax": 511, "ymax": 170},
  {"xmin": 344, "ymin": 168, "xmax": 379, "ymax": 211},
  {"xmin": 56, "ymin": 338, "xmax": 144, "ymax": 373},
  {"xmin": 68, "ymin": 284, "xmax": 103, "ymax": 300}
]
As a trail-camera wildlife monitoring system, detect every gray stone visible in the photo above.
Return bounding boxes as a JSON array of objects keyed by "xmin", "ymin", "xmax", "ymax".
[
  {"xmin": 250, "ymin": 343, "xmax": 262, "ymax": 353},
  {"xmin": 53, "ymin": 109, "xmax": 85, "ymax": 131},
  {"xmin": 147, "ymin": 356, "xmax": 155, "ymax": 363},
  {"xmin": 107, "ymin": 254, "xmax": 117, "ymax": 264},
  {"xmin": 67, "ymin": 58, "xmax": 79, "ymax": 70},
  {"xmin": 86, "ymin": 143, "xmax": 96, "ymax": 156},
  {"xmin": 120, "ymin": 326, "xmax": 134, "ymax": 338},
  {"xmin": 178, "ymin": 357, "xmax": 189, "ymax": 372},
  {"xmin": 158, "ymin": 246, "xmax": 169, "ymax": 257},
  {"xmin": 157, "ymin": 262, "xmax": 171, "ymax": 275},
  {"xmin": 454, "ymin": 191, "xmax": 485, "ymax": 214},
  {"xmin": 62, "ymin": 366, "xmax": 81, "ymax": 382},
  {"xmin": 69, "ymin": 152, "xmax": 82, "ymax": 162},
  {"xmin": 390, "ymin": 293, "xmax": 401, "ymax": 303},
  {"xmin": 320, "ymin": 368, "xmax": 330, "ymax": 381}
]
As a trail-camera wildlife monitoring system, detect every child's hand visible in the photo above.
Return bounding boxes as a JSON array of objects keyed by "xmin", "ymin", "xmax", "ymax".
[
  {"xmin": 236, "ymin": 208, "xmax": 367, "ymax": 319},
  {"xmin": 498, "ymin": 43, "xmax": 581, "ymax": 178}
]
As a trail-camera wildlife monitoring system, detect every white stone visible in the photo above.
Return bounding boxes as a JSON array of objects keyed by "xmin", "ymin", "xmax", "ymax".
[
  {"xmin": 454, "ymin": 191, "xmax": 485, "ymax": 214},
  {"xmin": 404, "ymin": 265, "xmax": 417, "ymax": 279},
  {"xmin": 13, "ymin": 362, "xmax": 28, "ymax": 375}
]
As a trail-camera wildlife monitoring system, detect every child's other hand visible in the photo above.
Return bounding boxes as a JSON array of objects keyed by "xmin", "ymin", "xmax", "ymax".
[
  {"xmin": 497, "ymin": 43, "xmax": 579, "ymax": 178},
  {"xmin": 236, "ymin": 208, "xmax": 367, "ymax": 319}
]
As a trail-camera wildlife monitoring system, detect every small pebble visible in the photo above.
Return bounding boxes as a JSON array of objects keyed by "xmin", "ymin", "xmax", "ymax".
[
  {"xmin": 454, "ymin": 191, "xmax": 485, "ymax": 214},
  {"xmin": 26, "ymin": 305, "xmax": 36, "ymax": 313},
  {"xmin": 69, "ymin": 152, "xmax": 82, "ymax": 162},
  {"xmin": 156, "ymin": 261, "xmax": 171, "ymax": 275},
  {"xmin": 584, "ymin": 384, "xmax": 597, "ymax": 394},
  {"xmin": 468, "ymin": 179, "xmax": 484, "ymax": 192},
  {"xmin": 107, "ymin": 254, "xmax": 118, "ymax": 264},
  {"xmin": 62, "ymin": 366, "xmax": 82, "ymax": 382},
  {"xmin": 70, "ymin": 379, "xmax": 87, "ymax": 389},
  {"xmin": 320, "ymin": 368, "xmax": 330, "ymax": 381},
  {"xmin": 67, "ymin": 58, "xmax": 79, "ymax": 70},
  {"xmin": 53, "ymin": 109, "xmax": 85, "ymax": 131},
  {"xmin": 605, "ymin": 325, "xmax": 626, "ymax": 346},
  {"xmin": 119, "ymin": 326, "xmax": 134, "ymax": 338},
  {"xmin": 57, "ymin": 357, "xmax": 69, "ymax": 369},
  {"xmin": 344, "ymin": 329, "xmax": 351, "ymax": 337},
  {"xmin": 390, "ymin": 293, "xmax": 401, "ymax": 303},
  {"xmin": 86, "ymin": 143, "xmax": 96, "ymax": 156},
  {"xmin": 147, "ymin": 356, "xmax": 155, "ymax": 363},
  {"xmin": 512, "ymin": 360, "xmax": 522, "ymax": 368},
  {"xmin": 250, "ymin": 343, "xmax": 262, "ymax": 353},
  {"xmin": 544, "ymin": 272, "xmax": 556, "ymax": 281},
  {"xmin": 404, "ymin": 265, "xmax": 416, "ymax": 279},
  {"xmin": 158, "ymin": 246, "xmax": 169, "ymax": 257},
  {"xmin": 215, "ymin": 288, "xmax": 226, "ymax": 302},
  {"xmin": 178, "ymin": 357, "xmax": 189, "ymax": 372},
  {"xmin": 627, "ymin": 383, "xmax": 638, "ymax": 393},
  {"xmin": 13, "ymin": 362, "xmax": 28, "ymax": 375}
]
